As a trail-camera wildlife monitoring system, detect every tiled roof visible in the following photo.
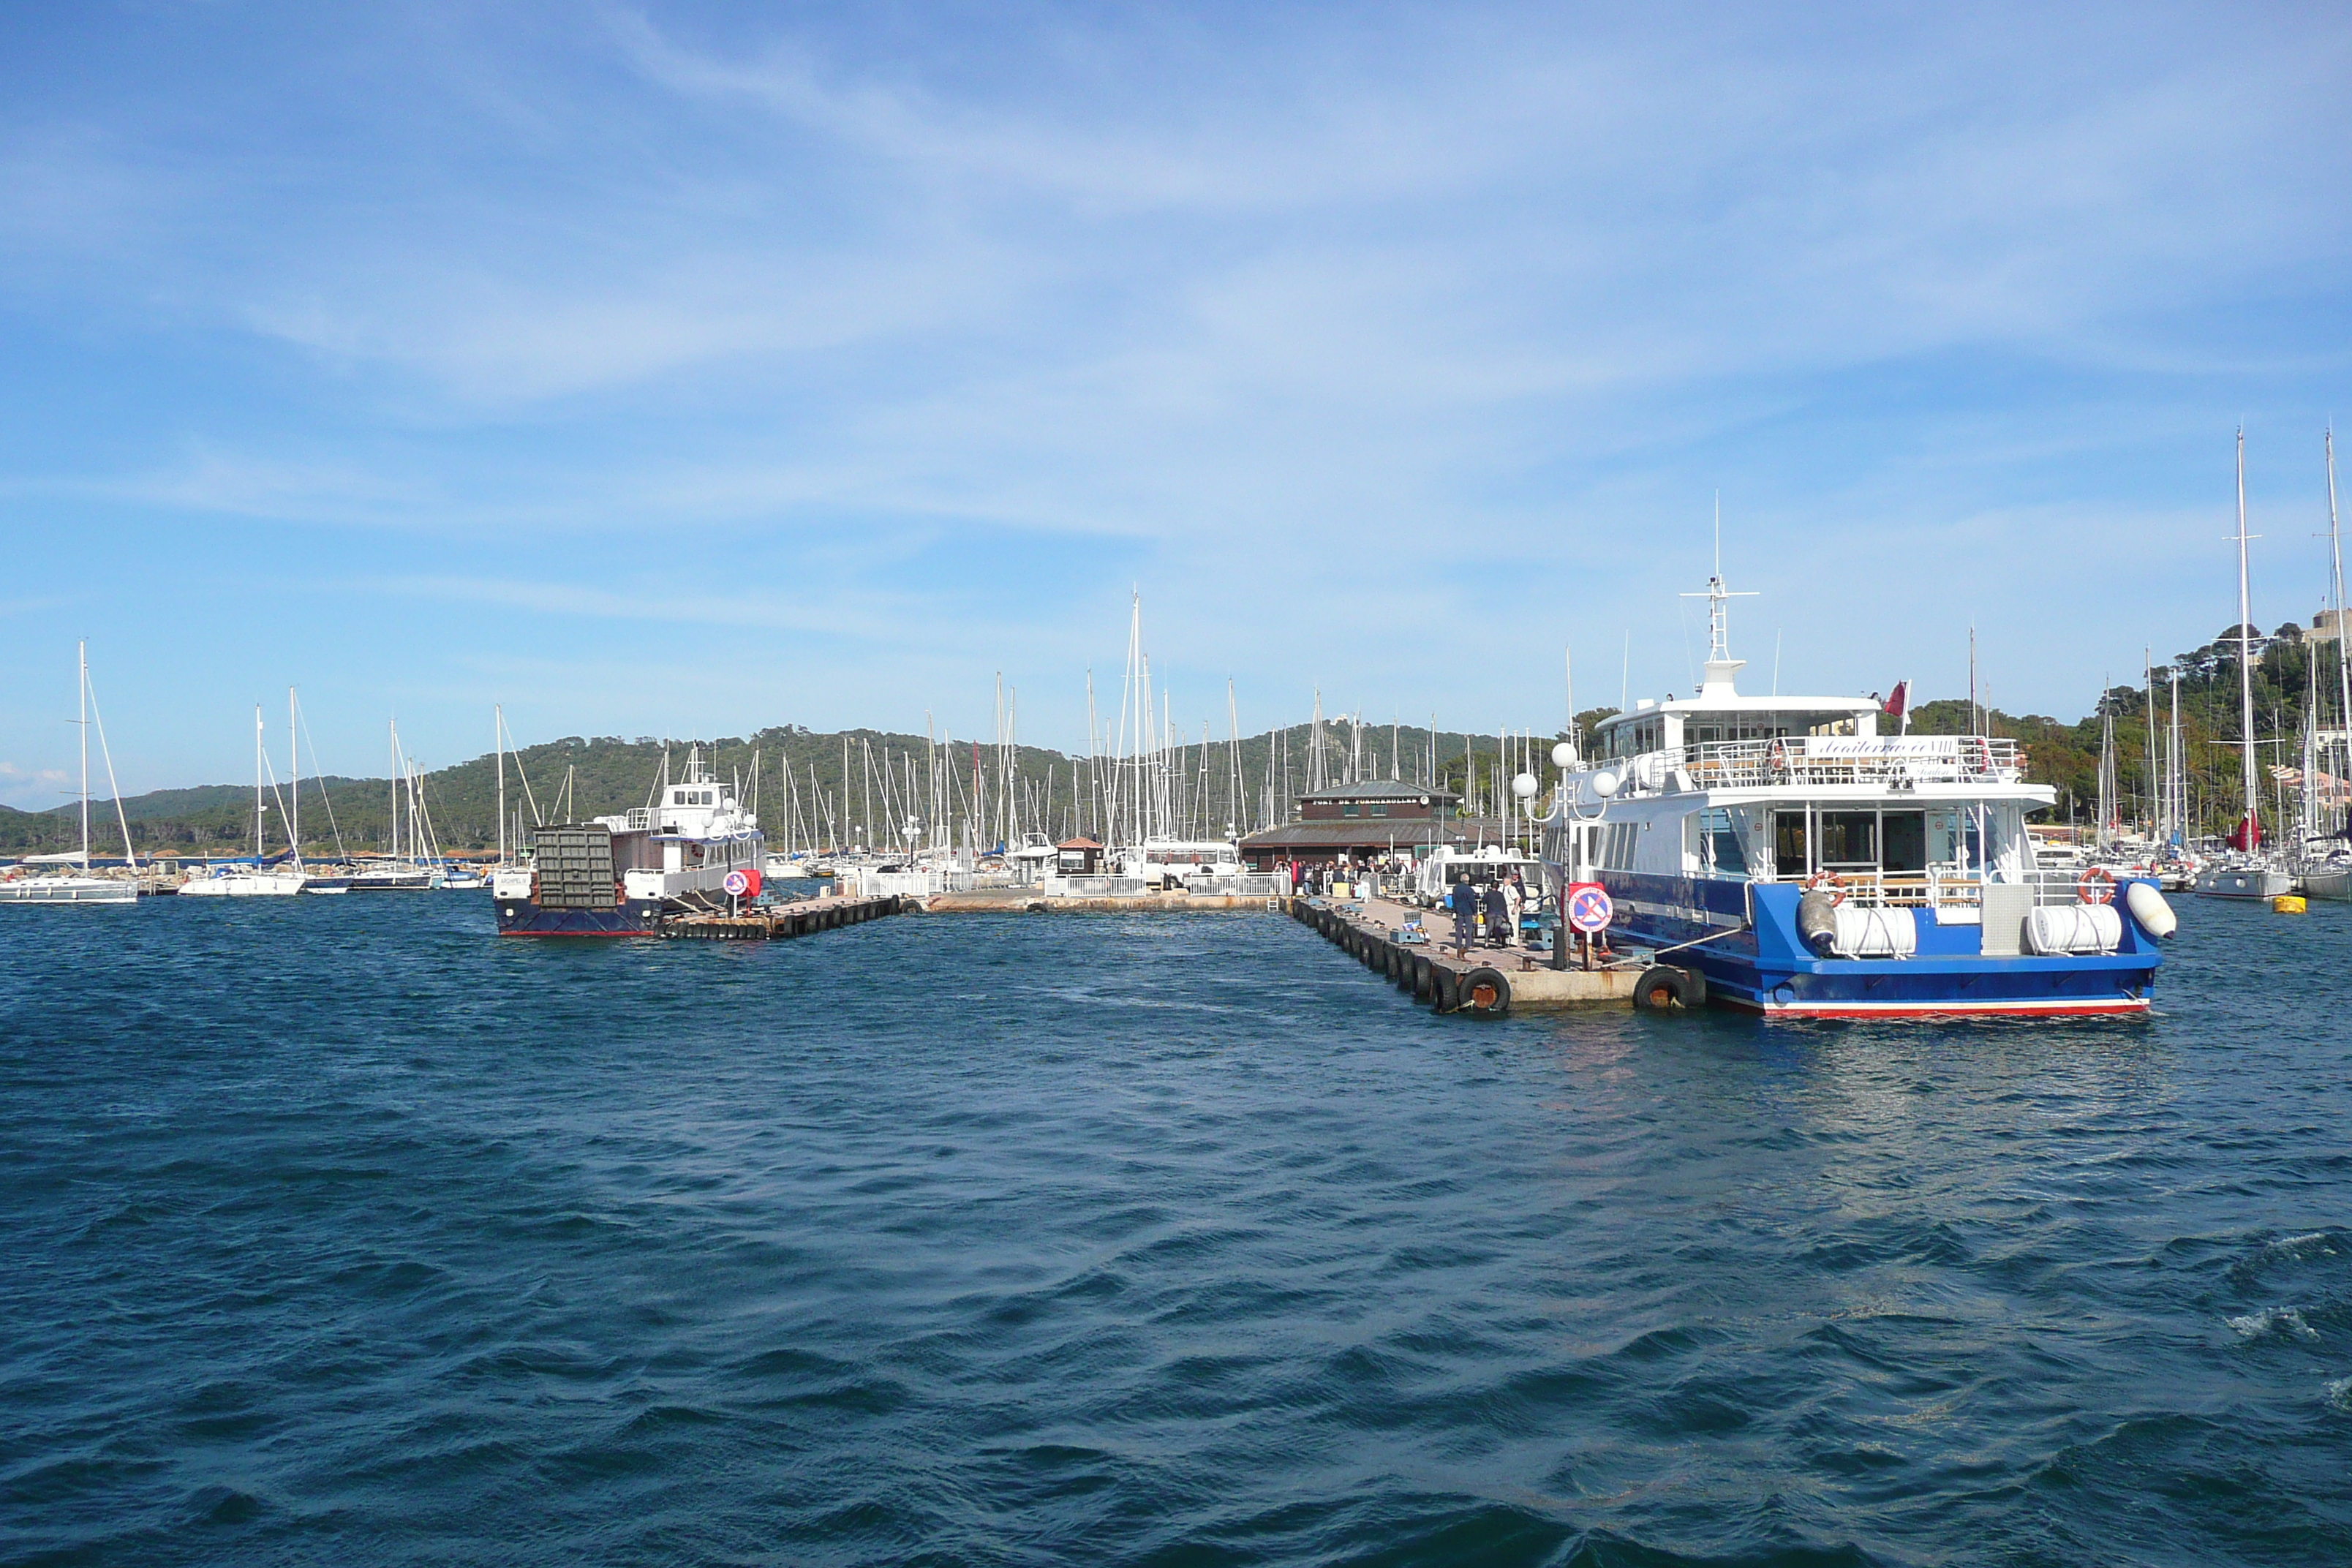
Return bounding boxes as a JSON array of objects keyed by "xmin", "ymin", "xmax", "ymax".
[
  {"xmin": 1238, "ymin": 818, "xmax": 1513, "ymax": 850},
  {"xmin": 1294, "ymin": 779, "xmax": 1461, "ymax": 804}
]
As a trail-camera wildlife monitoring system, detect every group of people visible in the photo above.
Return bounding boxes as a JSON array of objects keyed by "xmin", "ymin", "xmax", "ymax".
[
  {"xmin": 1271, "ymin": 856, "xmax": 1533, "ymax": 954},
  {"xmin": 1270, "ymin": 855, "xmax": 1406, "ymax": 900},
  {"xmin": 1447, "ymin": 870, "xmax": 1527, "ymax": 954}
]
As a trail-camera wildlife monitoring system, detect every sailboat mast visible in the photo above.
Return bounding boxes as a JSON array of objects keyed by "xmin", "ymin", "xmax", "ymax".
[
  {"xmin": 255, "ymin": 705, "xmax": 265, "ymax": 858},
  {"xmin": 2235, "ymin": 429, "xmax": 2260, "ymax": 843},
  {"xmin": 78, "ymin": 640, "xmax": 91, "ymax": 869},
  {"xmin": 2169, "ymin": 671, "xmax": 2182, "ymax": 845},
  {"xmin": 290, "ymin": 687, "xmax": 299, "ymax": 864},
  {"xmin": 496, "ymin": 704, "xmax": 506, "ymax": 866},
  {"xmin": 2328, "ymin": 428, "xmax": 2351, "ymax": 832}
]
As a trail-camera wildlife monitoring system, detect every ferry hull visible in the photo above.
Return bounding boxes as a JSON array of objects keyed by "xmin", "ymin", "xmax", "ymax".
[
  {"xmin": 494, "ymin": 896, "xmax": 666, "ymax": 937},
  {"xmin": 1595, "ymin": 874, "xmax": 2160, "ymax": 1021}
]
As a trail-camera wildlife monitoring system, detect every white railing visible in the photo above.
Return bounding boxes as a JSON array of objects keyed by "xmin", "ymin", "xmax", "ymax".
[
  {"xmin": 1652, "ymin": 735, "xmax": 2024, "ymax": 791},
  {"xmin": 1045, "ymin": 875, "xmax": 1153, "ymax": 897},
  {"xmin": 1183, "ymin": 872, "xmax": 1287, "ymax": 897},
  {"xmin": 1763, "ymin": 865, "xmax": 2093, "ymax": 910}
]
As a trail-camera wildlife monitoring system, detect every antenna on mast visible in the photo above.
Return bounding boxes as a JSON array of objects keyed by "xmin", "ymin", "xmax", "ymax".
[{"xmin": 1681, "ymin": 492, "xmax": 1757, "ymax": 691}]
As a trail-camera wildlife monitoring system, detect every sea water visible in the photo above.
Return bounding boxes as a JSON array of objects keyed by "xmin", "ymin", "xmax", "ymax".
[{"xmin": 2, "ymin": 894, "xmax": 2348, "ymax": 1565}]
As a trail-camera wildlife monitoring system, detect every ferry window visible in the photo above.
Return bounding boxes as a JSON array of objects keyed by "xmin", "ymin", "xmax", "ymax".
[
  {"xmin": 1774, "ymin": 811, "xmax": 1809, "ymax": 879},
  {"xmin": 1881, "ymin": 811, "xmax": 1926, "ymax": 874},
  {"xmin": 1817, "ymin": 811, "xmax": 1877, "ymax": 867}
]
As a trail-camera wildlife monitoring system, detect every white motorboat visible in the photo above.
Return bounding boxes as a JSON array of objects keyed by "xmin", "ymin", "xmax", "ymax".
[
  {"xmin": 0, "ymin": 870, "xmax": 136, "ymax": 905},
  {"xmin": 2195, "ymin": 859, "xmax": 2296, "ymax": 900},
  {"xmin": 178, "ymin": 866, "xmax": 309, "ymax": 897}
]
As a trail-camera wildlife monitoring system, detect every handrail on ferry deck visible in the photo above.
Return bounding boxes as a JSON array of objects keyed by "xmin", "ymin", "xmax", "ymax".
[
  {"xmin": 1751, "ymin": 866, "xmax": 2084, "ymax": 910},
  {"xmin": 1671, "ymin": 736, "xmax": 2022, "ymax": 788}
]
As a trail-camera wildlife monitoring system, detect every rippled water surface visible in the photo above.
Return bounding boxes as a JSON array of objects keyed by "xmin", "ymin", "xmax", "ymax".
[{"xmin": 4, "ymin": 894, "xmax": 2350, "ymax": 1566}]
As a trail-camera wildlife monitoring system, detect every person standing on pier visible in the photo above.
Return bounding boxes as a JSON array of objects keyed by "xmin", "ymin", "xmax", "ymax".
[
  {"xmin": 1481, "ymin": 880, "xmax": 1511, "ymax": 949},
  {"xmin": 1449, "ymin": 875, "xmax": 1478, "ymax": 954}
]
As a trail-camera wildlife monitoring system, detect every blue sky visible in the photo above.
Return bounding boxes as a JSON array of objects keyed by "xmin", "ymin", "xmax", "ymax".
[{"xmin": 1, "ymin": 2, "xmax": 2348, "ymax": 802}]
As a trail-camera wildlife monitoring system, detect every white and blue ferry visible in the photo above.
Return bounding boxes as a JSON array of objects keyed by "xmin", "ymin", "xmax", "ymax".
[
  {"xmin": 1535, "ymin": 577, "xmax": 2174, "ymax": 1018},
  {"xmin": 491, "ymin": 747, "xmax": 764, "ymax": 936}
]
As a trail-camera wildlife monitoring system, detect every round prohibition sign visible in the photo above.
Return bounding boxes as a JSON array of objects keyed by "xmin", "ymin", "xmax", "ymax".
[
  {"xmin": 723, "ymin": 869, "xmax": 753, "ymax": 897},
  {"xmin": 1565, "ymin": 883, "xmax": 1614, "ymax": 934}
]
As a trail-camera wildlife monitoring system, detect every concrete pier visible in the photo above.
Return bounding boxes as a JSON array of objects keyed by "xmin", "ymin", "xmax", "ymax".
[
  {"xmin": 921, "ymin": 889, "xmax": 1278, "ymax": 913},
  {"xmin": 1291, "ymin": 895, "xmax": 1637, "ymax": 1015},
  {"xmin": 660, "ymin": 893, "xmax": 905, "ymax": 940}
]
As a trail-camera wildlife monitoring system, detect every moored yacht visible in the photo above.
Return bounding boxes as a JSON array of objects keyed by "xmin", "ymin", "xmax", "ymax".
[
  {"xmin": 2197, "ymin": 431, "xmax": 2296, "ymax": 900},
  {"xmin": 2, "ymin": 642, "xmax": 140, "ymax": 907},
  {"xmin": 491, "ymin": 746, "xmax": 764, "ymax": 935},
  {"xmin": 1533, "ymin": 571, "xmax": 2172, "ymax": 1018}
]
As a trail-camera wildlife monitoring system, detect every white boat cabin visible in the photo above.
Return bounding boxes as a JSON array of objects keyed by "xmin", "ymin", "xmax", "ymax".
[{"xmin": 1551, "ymin": 625, "xmax": 2048, "ymax": 910}]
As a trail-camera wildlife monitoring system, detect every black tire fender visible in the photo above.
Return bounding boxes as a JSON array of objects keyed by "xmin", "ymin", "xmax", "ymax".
[
  {"xmin": 1634, "ymin": 965, "xmax": 1705, "ymax": 1011},
  {"xmin": 1460, "ymin": 966, "xmax": 1511, "ymax": 1017}
]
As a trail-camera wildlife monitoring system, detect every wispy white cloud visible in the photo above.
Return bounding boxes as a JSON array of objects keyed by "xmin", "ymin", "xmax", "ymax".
[{"xmin": 0, "ymin": 1, "xmax": 2348, "ymax": 787}]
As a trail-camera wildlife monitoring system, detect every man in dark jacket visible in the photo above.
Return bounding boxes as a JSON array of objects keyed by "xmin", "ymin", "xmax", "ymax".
[
  {"xmin": 1447, "ymin": 875, "xmax": 1478, "ymax": 953},
  {"xmin": 1482, "ymin": 880, "xmax": 1512, "ymax": 948}
]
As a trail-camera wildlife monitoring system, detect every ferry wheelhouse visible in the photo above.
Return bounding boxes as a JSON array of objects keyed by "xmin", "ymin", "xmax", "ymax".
[
  {"xmin": 1536, "ymin": 578, "xmax": 2171, "ymax": 1018},
  {"xmin": 491, "ymin": 747, "xmax": 764, "ymax": 935}
]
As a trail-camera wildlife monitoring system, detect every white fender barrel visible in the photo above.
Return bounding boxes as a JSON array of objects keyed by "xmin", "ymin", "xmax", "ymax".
[
  {"xmin": 2125, "ymin": 880, "xmax": 2176, "ymax": 938},
  {"xmin": 2026, "ymin": 903, "xmax": 2123, "ymax": 956},
  {"xmin": 1828, "ymin": 905, "xmax": 1918, "ymax": 958}
]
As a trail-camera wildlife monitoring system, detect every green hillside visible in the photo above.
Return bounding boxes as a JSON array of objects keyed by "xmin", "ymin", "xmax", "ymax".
[
  {"xmin": 5, "ymin": 721, "xmax": 1541, "ymax": 857},
  {"xmin": 28, "ymin": 630, "xmax": 2317, "ymax": 860},
  {"xmin": 1905, "ymin": 620, "xmax": 2342, "ymax": 834}
]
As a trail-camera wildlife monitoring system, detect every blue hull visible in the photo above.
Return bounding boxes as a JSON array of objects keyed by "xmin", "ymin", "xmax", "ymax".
[
  {"xmin": 1595, "ymin": 873, "xmax": 2160, "ymax": 1018},
  {"xmin": 495, "ymin": 897, "xmax": 665, "ymax": 937}
]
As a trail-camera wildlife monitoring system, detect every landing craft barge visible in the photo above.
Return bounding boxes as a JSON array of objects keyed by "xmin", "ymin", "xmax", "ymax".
[
  {"xmin": 1535, "ymin": 576, "xmax": 2172, "ymax": 1018},
  {"xmin": 491, "ymin": 749, "xmax": 764, "ymax": 936}
]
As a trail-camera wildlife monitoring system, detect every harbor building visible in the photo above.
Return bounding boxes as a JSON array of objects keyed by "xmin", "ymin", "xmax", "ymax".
[{"xmin": 1238, "ymin": 780, "xmax": 1515, "ymax": 870}]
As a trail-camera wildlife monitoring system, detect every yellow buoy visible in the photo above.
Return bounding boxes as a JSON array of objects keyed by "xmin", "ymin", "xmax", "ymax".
[{"xmin": 2274, "ymin": 894, "xmax": 2307, "ymax": 915}]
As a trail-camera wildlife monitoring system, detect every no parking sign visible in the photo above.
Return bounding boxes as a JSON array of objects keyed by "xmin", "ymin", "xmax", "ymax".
[{"xmin": 1564, "ymin": 882, "xmax": 1613, "ymax": 934}]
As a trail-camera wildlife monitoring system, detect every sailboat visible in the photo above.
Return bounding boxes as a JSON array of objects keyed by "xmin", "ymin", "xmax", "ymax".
[
  {"xmin": 2304, "ymin": 429, "xmax": 2352, "ymax": 900},
  {"xmin": 178, "ymin": 706, "xmax": 308, "ymax": 897},
  {"xmin": 2198, "ymin": 431, "xmax": 2296, "ymax": 900},
  {"xmin": 347, "ymin": 720, "xmax": 444, "ymax": 889},
  {"xmin": 0, "ymin": 642, "xmax": 140, "ymax": 905}
]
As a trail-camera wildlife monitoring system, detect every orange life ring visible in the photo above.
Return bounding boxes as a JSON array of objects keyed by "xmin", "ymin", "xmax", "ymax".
[
  {"xmin": 1805, "ymin": 870, "xmax": 1848, "ymax": 907},
  {"xmin": 2077, "ymin": 867, "xmax": 2116, "ymax": 905}
]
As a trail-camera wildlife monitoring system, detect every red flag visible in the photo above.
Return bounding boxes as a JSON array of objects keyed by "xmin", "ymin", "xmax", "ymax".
[{"xmin": 1882, "ymin": 681, "xmax": 1909, "ymax": 718}]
